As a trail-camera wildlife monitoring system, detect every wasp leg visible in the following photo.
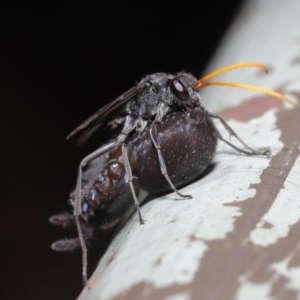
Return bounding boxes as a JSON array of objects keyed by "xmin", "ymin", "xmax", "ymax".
[
  {"xmin": 121, "ymin": 144, "xmax": 145, "ymax": 224},
  {"xmin": 208, "ymin": 112, "xmax": 271, "ymax": 157},
  {"xmin": 73, "ymin": 116, "xmax": 138, "ymax": 284},
  {"xmin": 150, "ymin": 124, "xmax": 192, "ymax": 199},
  {"xmin": 73, "ymin": 140, "xmax": 123, "ymax": 284},
  {"xmin": 73, "ymin": 123, "xmax": 137, "ymax": 282},
  {"xmin": 74, "ymin": 141, "xmax": 122, "ymax": 216}
]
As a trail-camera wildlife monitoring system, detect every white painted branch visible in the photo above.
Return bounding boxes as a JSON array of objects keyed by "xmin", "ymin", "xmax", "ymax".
[{"xmin": 78, "ymin": 1, "xmax": 300, "ymax": 299}]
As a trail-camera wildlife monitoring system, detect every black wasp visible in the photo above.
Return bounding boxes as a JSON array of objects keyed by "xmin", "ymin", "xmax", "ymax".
[{"xmin": 49, "ymin": 63, "xmax": 292, "ymax": 283}]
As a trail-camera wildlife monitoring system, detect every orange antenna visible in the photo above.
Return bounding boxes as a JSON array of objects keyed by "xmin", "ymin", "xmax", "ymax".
[{"xmin": 194, "ymin": 62, "xmax": 295, "ymax": 105}]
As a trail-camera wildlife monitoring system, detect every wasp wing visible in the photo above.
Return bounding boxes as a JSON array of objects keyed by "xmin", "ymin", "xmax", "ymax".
[{"xmin": 67, "ymin": 81, "xmax": 147, "ymax": 143}]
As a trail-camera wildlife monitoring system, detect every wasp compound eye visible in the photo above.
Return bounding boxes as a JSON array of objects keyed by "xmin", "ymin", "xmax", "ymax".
[
  {"xmin": 145, "ymin": 80, "xmax": 152, "ymax": 89},
  {"xmin": 170, "ymin": 78, "xmax": 190, "ymax": 102}
]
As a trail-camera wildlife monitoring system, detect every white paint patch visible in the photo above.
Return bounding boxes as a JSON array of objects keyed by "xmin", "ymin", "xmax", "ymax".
[
  {"xmin": 250, "ymin": 155, "xmax": 300, "ymax": 246},
  {"xmin": 270, "ymin": 250, "xmax": 300, "ymax": 298},
  {"xmin": 236, "ymin": 247, "xmax": 300, "ymax": 299},
  {"xmin": 235, "ymin": 278, "xmax": 274, "ymax": 300},
  {"xmin": 79, "ymin": 110, "xmax": 283, "ymax": 300},
  {"xmin": 164, "ymin": 292, "xmax": 191, "ymax": 300}
]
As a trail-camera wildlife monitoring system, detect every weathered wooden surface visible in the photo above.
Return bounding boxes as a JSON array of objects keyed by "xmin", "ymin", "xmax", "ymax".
[{"xmin": 78, "ymin": 1, "xmax": 300, "ymax": 299}]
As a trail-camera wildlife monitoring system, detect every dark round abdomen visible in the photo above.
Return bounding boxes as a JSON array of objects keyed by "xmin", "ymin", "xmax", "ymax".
[{"xmin": 128, "ymin": 108, "xmax": 217, "ymax": 194}]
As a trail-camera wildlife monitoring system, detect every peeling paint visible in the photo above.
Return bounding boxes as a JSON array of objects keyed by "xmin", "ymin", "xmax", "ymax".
[
  {"xmin": 271, "ymin": 250, "xmax": 300, "ymax": 298},
  {"xmin": 236, "ymin": 276, "xmax": 274, "ymax": 300},
  {"xmin": 190, "ymin": 98, "xmax": 300, "ymax": 300},
  {"xmin": 164, "ymin": 292, "xmax": 191, "ymax": 300},
  {"xmin": 79, "ymin": 102, "xmax": 297, "ymax": 300},
  {"xmin": 250, "ymin": 156, "xmax": 300, "ymax": 246}
]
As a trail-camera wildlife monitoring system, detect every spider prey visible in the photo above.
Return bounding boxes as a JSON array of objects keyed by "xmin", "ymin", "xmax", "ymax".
[{"xmin": 49, "ymin": 63, "xmax": 292, "ymax": 283}]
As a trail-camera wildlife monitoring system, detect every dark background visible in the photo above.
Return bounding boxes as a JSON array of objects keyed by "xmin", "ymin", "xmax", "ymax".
[{"xmin": 1, "ymin": 2, "xmax": 243, "ymax": 299}]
